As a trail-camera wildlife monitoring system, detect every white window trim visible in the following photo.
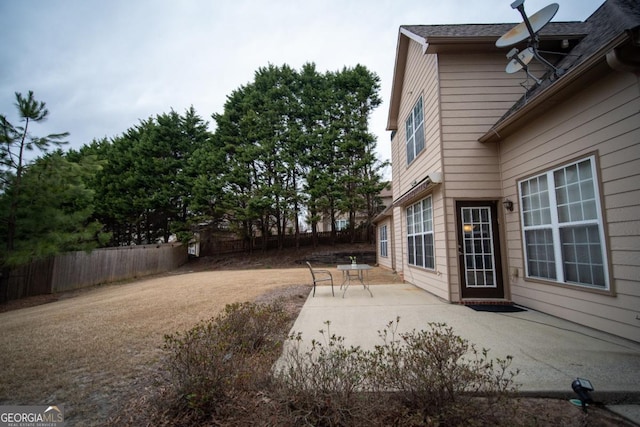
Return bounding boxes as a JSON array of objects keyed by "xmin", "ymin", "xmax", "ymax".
[
  {"xmin": 518, "ymin": 155, "xmax": 610, "ymax": 290},
  {"xmin": 406, "ymin": 196, "xmax": 435, "ymax": 270},
  {"xmin": 379, "ymin": 225, "xmax": 388, "ymax": 258},
  {"xmin": 405, "ymin": 97, "xmax": 424, "ymax": 164}
]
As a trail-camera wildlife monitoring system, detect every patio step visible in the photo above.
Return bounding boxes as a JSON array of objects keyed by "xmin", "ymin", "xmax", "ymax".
[{"xmin": 460, "ymin": 300, "xmax": 515, "ymax": 305}]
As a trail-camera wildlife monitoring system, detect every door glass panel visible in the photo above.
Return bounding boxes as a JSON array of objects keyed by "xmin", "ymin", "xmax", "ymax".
[
  {"xmin": 461, "ymin": 206, "xmax": 497, "ymax": 288},
  {"xmin": 463, "ymin": 208, "xmax": 471, "ymax": 223},
  {"xmin": 485, "ymin": 271, "xmax": 494, "ymax": 286}
]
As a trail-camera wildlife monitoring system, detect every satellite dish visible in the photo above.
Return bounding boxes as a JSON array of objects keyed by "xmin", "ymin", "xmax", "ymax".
[
  {"xmin": 505, "ymin": 47, "xmax": 543, "ymax": 85},
  {"xmin": 496, "ymin": 3, "xmax": 559, "ymax": 48},
  {"xmin": 506, "ymin": 47, "xmax": 535, "ymax": 73}
]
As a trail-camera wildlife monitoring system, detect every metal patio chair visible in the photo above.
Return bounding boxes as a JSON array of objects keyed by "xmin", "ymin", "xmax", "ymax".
[{"xmin": 306, "ymin": 261, "xmax": 334, "ymax": 297}]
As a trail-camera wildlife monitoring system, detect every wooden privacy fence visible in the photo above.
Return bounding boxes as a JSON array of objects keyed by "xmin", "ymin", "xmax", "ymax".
[
  {"xmin": 3, "ymin": 243, "xmax": 188, "ymax": 302},
  {"xmin": 200, "ymin": 229, "xmax": 369, "ymax": 257}
]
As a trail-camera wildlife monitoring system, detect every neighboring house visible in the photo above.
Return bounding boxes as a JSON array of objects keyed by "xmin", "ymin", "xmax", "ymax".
[
  {"xmin": 317, "ymin": 184, "xmax": 393, "ymax": 233},
  {"xmin": 376, "ymin": 0, "xmax": 640, "ymax": 342}
]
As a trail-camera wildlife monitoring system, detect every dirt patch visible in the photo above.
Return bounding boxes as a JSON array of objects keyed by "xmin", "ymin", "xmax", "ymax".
[{"xmin": 0, "ymin": 244, "xmax": 634, "ymax": 426}]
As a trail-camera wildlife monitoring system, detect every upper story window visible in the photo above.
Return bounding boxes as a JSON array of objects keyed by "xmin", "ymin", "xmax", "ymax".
[
  {"xmin": 518, "ymin": 156, "xmax": 609, "ymax": 290},
  {"xmin": 405, "ymin": 97, "xmax": 425, "ymax": 164}
]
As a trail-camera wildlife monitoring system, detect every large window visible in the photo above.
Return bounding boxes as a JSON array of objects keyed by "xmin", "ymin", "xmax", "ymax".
[
  {"xmin": 405, "ymin": 97, "xmax": 425, "ymax": 164},
  {"xmin": 407, "ymin": 196, "xmax": 434, "ymax": 269},
  {"xmin": 519, "ymin": 156, "xmax": 609, "ymax": 289},
  {"xmin": 379, "ymin": 225, "xmax": 388, "ymax": 257}
]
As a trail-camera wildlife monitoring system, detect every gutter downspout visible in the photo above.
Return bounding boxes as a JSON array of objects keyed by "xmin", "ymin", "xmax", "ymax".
[{"xmin": 606, "ymin": 28, "xmax": 640, "ymax": 73}]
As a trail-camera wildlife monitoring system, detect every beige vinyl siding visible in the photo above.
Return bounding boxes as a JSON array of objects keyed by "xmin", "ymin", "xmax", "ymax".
[
  {"xmin": 499, "ymin": 70, "xmax": 640, "ymax": 342},
  {"xmin": 390, "ymin": 111, "xmax": 402, "ymax": 277},
  {"xmin": 392, "ymin": 206, "xmax": 404, "ymax": 278},
  {"xmin": 390, "ymin": 41, "xmax": 450, "ymax": 299},
  {"xmin": 394, "ymin": 42, "xmax": 442, "ymax": 196},
  {"xmin": 390, "ymin": 132, "xmax": 402, "ymax": 206},
  {"xmin": 439, "ymin": 53, "xmax": 539, "ymax": 197},
  {"xmin": 438, "ymin": 53, "xmax": 539, "ymax": 301}
]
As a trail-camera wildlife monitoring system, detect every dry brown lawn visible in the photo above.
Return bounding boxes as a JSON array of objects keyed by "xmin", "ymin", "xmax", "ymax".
[
  {"xmin": 0, "ymin": 246, "xmax": 633, "ymax": 426},
  {"xmin": 0, "ymin": 246, "xmax": 397, "ymax": 426}
]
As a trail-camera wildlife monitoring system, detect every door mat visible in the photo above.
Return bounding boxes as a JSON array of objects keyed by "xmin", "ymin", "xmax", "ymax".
[{"xmin": 466, "ymin": 304, "xmax": 526, "ymax": 313}]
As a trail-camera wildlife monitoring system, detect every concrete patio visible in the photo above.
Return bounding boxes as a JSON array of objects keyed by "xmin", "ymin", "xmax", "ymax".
[{"xmin": 287, "ymin": 283, "xmax": 640, "ymax": 422}]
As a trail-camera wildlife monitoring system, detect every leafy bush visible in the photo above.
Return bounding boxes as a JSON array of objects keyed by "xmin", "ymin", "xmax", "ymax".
[
  {"xmin": 367, "ymin": 319, "xmax": 519, "ymax": 425},
  {"xmin": 275, "ymin": 318, "xmax": 519, "ymax": 426},
  {"xmin": 276, "ymin": 321, "xmax": 375, "ymax": 425},
  {"xmin": 113, "ymin": 294, "xmax": 626, "ymax": 426},
  {"xmin": 148, "ymin": 305, "xmax": 519, "ymax": 426},
  {"xmin": 162, "ymin": 301, "xmax": 291, "ymax": 418}
]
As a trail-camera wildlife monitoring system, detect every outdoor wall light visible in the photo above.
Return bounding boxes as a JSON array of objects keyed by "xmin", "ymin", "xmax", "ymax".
[
  {"xmin": 571, "ymin": 378, "xmax": 594, "ymax": 412},
  {"xmin": 502, "ymin": 199, "xmax": 514, "ymax": 212}
]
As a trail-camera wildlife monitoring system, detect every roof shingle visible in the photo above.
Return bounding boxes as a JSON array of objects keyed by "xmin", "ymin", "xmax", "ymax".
[
  {"xmin": 497, "ymin": 0, "xmax": 640, "ymax": 126},
  {"xmin": 401, "ymin": 22, "xmax": 588, "ymax": 40}
]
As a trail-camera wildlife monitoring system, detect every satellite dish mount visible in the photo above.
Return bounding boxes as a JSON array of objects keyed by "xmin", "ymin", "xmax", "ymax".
[
  {"xmin": 506, "ymin": 47, "xmax": 542, "ymax": 89},
  {"xmin": 511, "ymin": 0, "xmax": 562, "ymax": 78},
  {"xmin": 496, "ymin": 0, "xmax": 564, "ymax": 82}
]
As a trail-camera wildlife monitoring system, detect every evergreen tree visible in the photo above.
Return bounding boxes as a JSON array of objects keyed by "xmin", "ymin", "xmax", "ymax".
[
  {"xmin": 334, "ymin": 65, "xmax": 386, "ymax": 242},
  {"xmin": 0, "ymin": 91, "xmax": 71, "ymax": 301},
  {"xmin": 88, "ymin": 107, "xmax": 212, "ymax": 245},
  {"xmin": 1, "ymin": 91, "xmax": 69, "ymax": 260},
  {"xmin": 212, "ymin": 63, "xmax": 385, "ymax": 247},
  {"xmin": 0, "ymin": 151, "xmax": 109, "ymax": 265}
]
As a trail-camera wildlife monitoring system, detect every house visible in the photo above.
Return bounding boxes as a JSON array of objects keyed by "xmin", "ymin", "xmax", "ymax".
[
  {"xmin": 376, "ymin": 0, "xmax": 640, "ymax": 342},
  {"xmin": 317, "ymin": 184, "xmax": 393, "ymax": 233}
]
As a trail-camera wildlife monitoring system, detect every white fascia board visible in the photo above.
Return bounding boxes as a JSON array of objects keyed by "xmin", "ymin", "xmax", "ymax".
[{"xmin": 399, "ymin": 27, "xmax": 428, "ymax": 53}]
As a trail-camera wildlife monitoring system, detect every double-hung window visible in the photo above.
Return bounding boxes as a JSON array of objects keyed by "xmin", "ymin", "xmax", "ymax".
[
  {"xmin": 407, "ymin": 196, "xmax": 434, "ymax": 269},
  {"xmin": 379, "ymin": 225, "xmax": 388, "ymax": 257},
  {"xmin": 519, "ymin": 156, "xmax": 609, "ymax": 289},
  {"xmin": 405, "ymin": 97, "xmax": 425, "ymax": 164}
]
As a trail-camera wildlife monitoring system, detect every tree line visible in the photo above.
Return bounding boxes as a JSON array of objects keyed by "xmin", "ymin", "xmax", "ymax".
[{"xmin": 1, "ymin": 63, "xmax": 388, "ymax": 271}]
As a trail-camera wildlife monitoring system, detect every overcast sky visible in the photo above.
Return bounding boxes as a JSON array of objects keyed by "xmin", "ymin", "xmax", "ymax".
[{"xmin": 1, "ymin": 0, "xmax": 603, "ymax": 169}]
